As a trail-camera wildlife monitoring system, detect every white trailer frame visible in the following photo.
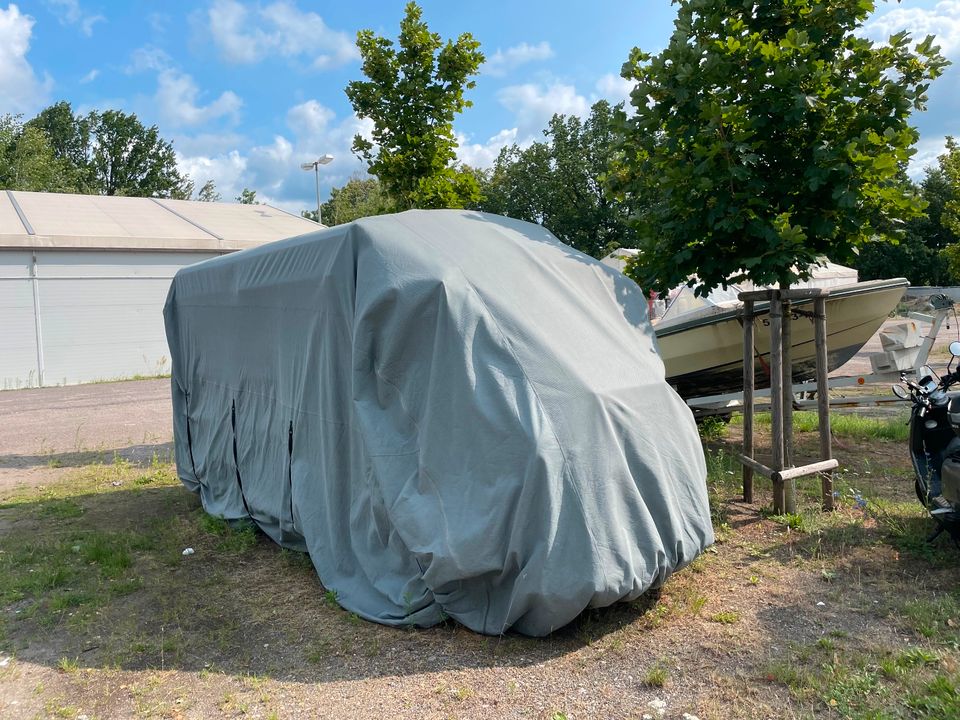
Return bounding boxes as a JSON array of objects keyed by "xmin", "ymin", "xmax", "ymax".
[{"xmin": 684, "ymin": 301, "xmax": 958, "ymax": 417}]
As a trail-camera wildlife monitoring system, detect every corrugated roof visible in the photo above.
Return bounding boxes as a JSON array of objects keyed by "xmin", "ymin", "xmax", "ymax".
[{"xmin": 0, "ymin": 190, "xmax": 321, "ymax": 252}]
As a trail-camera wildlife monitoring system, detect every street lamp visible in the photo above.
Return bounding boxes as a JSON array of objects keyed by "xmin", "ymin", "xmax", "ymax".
[{"xmin": 300, "ymin": 154, "xmax": 334, "ymax": 225}]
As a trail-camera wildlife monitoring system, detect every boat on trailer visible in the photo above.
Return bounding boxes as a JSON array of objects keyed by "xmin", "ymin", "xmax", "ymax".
[
  {"xmin": 599, "ymin": 250, "xmax": 908, "ymax": 399},
  {"xmin": 655, "ymin": 277, "xmax": 908, "ymax": 398}
]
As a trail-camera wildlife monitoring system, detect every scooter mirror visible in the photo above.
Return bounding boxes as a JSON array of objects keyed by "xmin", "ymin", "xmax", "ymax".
[
  {"xmin": 951, "ymin": 340, "xmax": 960, "ymax": 358},
  {"xmin": 892, "ymin": 385, "xmax": 910, "ymax": 400}
]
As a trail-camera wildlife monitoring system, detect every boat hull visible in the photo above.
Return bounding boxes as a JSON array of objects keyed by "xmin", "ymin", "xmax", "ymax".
[{"xmin": 655, "ymin": 279, "xmax": 908, "ymax": 399}]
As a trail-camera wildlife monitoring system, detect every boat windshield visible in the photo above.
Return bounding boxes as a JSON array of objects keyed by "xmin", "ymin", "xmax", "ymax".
[{"xmin": 661, "ymin": 284, "xmax": 742, "ymax": 321}]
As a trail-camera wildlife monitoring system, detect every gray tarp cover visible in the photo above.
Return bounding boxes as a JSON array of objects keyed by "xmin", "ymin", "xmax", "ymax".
[{"xmin": 163, "ymin": 210, "xmax": 712, "ymax": 636}]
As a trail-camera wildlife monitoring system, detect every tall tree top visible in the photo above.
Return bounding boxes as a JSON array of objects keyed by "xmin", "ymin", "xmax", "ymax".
[
  {"xmin": 610, "ymin": 0, "xmax": 949, "ymax": 294},
  {"xmin": 345, "ymin": 2, "xmax": 484, "ymax": 210}
]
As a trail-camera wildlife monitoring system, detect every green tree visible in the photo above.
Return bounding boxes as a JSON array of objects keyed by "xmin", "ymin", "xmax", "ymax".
[
  {"xmin": 942, "ymin": 137, "xmax": 960, "ymax": 235},
  {"xmin": 610, "ymin": 0, "xmax": 948, "ymax": 294},
  {"xmin": 345, "ymin": 2, "xmax": 484, "ymax": 209},
  {"xmin": 87, "ymin": 110, "xmax": 186, "ymax": 197},
  {"xmin": 858, "ymin": 167, "xmax": 959, "ymax": 285},
  {"xmin": 934, "ymin": 138, "xmax": 960, "ymax": 279},
  {"xmin": 477, "ymin": 100, "xmax": 637, "ymax": 258},
  {"xmin": 236, "ymin": 188, "xmax": 258, "ymax": 204},
  {"xmin": 0, "ymin": 114, "xmax": 76, "ymax": 192},
  {"xmin": 197, "ymin": 180, "xmax": 221, "ymax": 202},
  {"xmin": 25, "ymin": 101, "xmax": 92, "ymax": 189},
  {"xmin": 303, "ymin": 175, "xmax": 390, "ymax": 226}
]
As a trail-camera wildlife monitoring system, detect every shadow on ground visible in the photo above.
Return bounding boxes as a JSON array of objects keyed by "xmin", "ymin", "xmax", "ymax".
[
  {"xmin": 0, "ymin": 479, "xmax": 661, "ymax": 684},
  {"xmin": 0, "ymin": 442, "xmax": 175, "ymax": 470}
]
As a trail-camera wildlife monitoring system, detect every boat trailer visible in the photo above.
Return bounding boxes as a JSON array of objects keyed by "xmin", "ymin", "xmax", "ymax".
[{"xmin": 683, "ymin": 296, "xmax": 959, "ymax": 418}]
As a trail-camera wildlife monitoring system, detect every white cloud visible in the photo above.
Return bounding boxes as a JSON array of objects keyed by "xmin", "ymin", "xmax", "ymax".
[
  {"xmin": 79, "ymin": 68, "xmax": 98, "ymax": 83},
  {"xmin": 863, "ymin": 0, "xmax": 960, "ymax": 57},
  {"xmin": 484, "ymin": 41, "xmax": 553, "ymax": 77},
  {"xmin": 148, "ymin": 12, "xmax": 168, "ymax": 34},
  {"xmin": 206, "ymin": 0, "xmax": 358, "ymax": 69},
  {"xmin": 176, "ymin": 149, "xmax": 248, "ymax": 200},
  {"xmin": 175, "ymin": 99, "xmax": 371, "ymax": 215},
  {"xmin": 908, "ymin": 135, "xmax": 949, "ymax": 180},
  {"xmin": 286, "ymin": 99, "xmax": 335, "ymax": 138},
  {"xmin": 456, "ymin": 127, "xmax": 518, "ymax": 168},
  {"xmin": 497, "ymin": 82, "xmax": 590, "ymax": 137},
  {"xmin": 0, "ymin": 4, "xmax": 52, "ymax": 115},
  {"xmin": 595, "ymin": 73, "xmax": 634, "ymax": 108},
  {"xmin": 45, "ymin": 0, "xmax": 104, "ymax": 37},
  {"xmin": 155, "ymin": 69, "xmax": 242, "ymax": 127},
  {"xmin": 126, "ymin": 45, "xmax": 172, "ymax": 74}
]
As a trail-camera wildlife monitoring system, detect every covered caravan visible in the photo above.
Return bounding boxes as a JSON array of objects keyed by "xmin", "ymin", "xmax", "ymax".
[{"xmin": 163, "ymin": 210, "xmax": 712, "ymax": 636}]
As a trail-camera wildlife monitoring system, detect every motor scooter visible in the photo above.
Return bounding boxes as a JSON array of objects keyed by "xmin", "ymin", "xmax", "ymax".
[{"xmin": 893, "ymin": 340, "xmax": 960, "ymax": 545}]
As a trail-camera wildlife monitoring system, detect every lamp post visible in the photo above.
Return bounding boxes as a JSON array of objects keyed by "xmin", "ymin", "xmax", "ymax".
[{"xmin": 300, "ymin": 154, "xmax": 334, "ymax": 225}]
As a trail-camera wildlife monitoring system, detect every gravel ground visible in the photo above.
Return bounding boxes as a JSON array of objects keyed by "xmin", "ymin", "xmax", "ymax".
[{"xmin": 0, "ymin": 378, "xmax": 172, "ymax": 491}]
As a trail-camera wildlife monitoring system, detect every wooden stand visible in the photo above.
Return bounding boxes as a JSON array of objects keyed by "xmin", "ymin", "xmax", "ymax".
[{"xmin": 738, "ymin": 288, "xmax": 837, "ymax": 514}]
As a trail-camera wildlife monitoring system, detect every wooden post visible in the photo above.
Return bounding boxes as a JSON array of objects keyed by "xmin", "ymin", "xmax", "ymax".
[
  {"xmin": 781, "ymin": 297, "xmax": 796, "ymax": 514},
  {"xmin": 814, "ymin": 295, "xmax": 834, "ymax": 510},
  {"xmin": 742, "ymin": 299, "xmax": 755, "ymax": 504},
  {"xmin": 769, "ymin": 291, "xmax": 785, "ymax": 514}
]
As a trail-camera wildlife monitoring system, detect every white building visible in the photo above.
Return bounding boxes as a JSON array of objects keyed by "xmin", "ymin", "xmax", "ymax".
[{"xmin": 1, "ymin": 190, "xmax": 320, "ymax": 389}]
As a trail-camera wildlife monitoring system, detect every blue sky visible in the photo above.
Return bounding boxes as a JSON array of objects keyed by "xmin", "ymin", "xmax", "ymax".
[{"xmin": 1, "ymin": 0, "xmax": 958, "ymax": 214}]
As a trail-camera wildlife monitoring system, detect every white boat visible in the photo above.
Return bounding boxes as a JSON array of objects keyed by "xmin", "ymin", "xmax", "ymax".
[
  {"xmin": 600, "ymin": 251, "xmax": 908, "ymax": 399},
  {"xmin": 654, "ymin": 278, "xmax": 908, "ymax": 398}
]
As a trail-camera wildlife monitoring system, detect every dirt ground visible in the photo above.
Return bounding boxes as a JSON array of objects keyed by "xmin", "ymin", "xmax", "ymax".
[{"xmin": 1, "ymin": 323, "xmax": 959, "ymax": 719}]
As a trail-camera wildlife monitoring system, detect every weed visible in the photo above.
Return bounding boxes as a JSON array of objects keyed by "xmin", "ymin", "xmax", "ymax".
[
  {"xmin": 688, "ymin": 595, "xmax": 708, "ymax": 615},
  {"xmin": 698, "ymin": 415, "xmax": 728, "ymax": 441},
  {"xmin": 907, "ymin": 675, "xmax": 960, "ymax": 716},
  {"xmin": 710, "ymin": 611, "xmax": 740, "ymax": 624},
  {"xmin": 57, "ymin": 657, "xmax": 79, "ymax": 674},
  {"xmin": 644, "ymin": 664, "xmax": 669, "ymax": 688}
]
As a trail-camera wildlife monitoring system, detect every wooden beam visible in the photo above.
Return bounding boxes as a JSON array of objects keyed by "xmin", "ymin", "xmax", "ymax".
[
  {"xmin": 742, "ymin": 299, "xmax": 755, "ymax": 503},
  {"xmin": 769, "ymin": 292, "xmax": 785, "ymax": 514},
  {"xmin": 782, "ymin": 298, "xmax": 795, "ymax": 513},
  {"xmin": 776, "ymin": 459, "xmax": 839, "ymax": 482},
  {"xmin": 814, "ymin": 296, "xmax": 835, "ymax": 510},
  {"xmin": 737, "ymin": 453, "xmax": 776, "ymax": 480}
]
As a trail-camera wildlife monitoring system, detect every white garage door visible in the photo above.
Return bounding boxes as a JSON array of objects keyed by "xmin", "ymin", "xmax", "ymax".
[{"xmin": 1, "ymin": 250, "xmax": 217, "ymax": 388}]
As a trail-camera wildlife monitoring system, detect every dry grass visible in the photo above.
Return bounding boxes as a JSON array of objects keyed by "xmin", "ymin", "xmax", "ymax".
[{"xmin": 0, "ymin": 411, "xmax": 958, "ymax": 718}]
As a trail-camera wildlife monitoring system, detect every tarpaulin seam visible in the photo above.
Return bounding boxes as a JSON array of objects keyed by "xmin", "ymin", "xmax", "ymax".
[
  {"xmin": 184, "ymin": 390, "xmax": 202, "ymax": 486},
  {"xmin": 287, "ymin": 419, "xmax": 296, "ymax": 534},
  {"xmin": 231, "ymin": 399, "xmax": 255, "ymax": 522},
  {"xmin": 392, "ymin": 213, "xmax": 610, "ymax": 593}
]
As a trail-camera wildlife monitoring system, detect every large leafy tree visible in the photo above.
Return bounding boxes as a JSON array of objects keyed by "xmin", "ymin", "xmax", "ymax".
[
  {"xmin": 943, "ymin": 137, "xmax": 960, "ymax": 236},
  {"xmin": 345, "ymin": 2, "xmax": 484, "ymax": 210},
  {"xmin": 0, "ymin": 114, "xmax": 77, "ymax": 192},
  {"xmin": 857, "ymin": 167, "xmax": 958, "ymax": 285},
  {"xmin": 477, "ymin": 100, "xmax": 637, "ymax": 258},
  {"xmin": 933, "ymin": 138, "xmax": 960, "ymax": 278},
  {"xmin": 88, "ymin": 110, "xmax": 186, "ymax": 197},
  {"xmin": 610, "ymin": 0, "xmax": 948, "ymax": 294},
  {"xmin": 25, "ymin": 101, "xmax": 92, "ymax": 189},
  {"xmin": 303, "ymin": 175, "xmax": 390, "ymax": 226}
]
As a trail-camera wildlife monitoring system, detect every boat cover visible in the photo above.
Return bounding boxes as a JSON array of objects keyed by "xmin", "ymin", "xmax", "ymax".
[{"xmin": 163, "ymin": 210, "xmax": 712, "ymax": 636}]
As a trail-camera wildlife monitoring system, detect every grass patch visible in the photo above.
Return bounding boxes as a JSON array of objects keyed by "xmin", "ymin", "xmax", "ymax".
[
  {"xmin": 709, "ymin": 610, "xmax": 740, "ymax": 624},
  {"xmin": 733, "ymin": 410, "xmax": 909, "ymax": 442},
  {"xmin": 643, "ymin": 663, "xmax": 670, "ymax": 688},
  {"xmin": 195, "ymin": 512, "xmax": 260, "ymax": 553}
]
